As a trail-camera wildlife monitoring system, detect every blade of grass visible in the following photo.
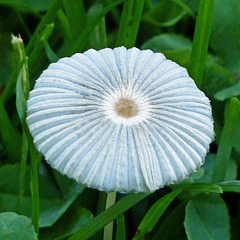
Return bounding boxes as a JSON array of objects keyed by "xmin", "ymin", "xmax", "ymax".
[
  {"xmin": 116, "ymin": 0, "xmax": 145, "ymax": 47},
  {"xmin": 57, "ymin": 9, "xmax": 72, "ymax": 42},
  {"xmin": 28, "ymin": 23, "xmax": 55, "ymax": 69},
  {"xmin": 133, "ymin": 189, "xmax": 182, "ymax": 240},
  {"xmin": 116, "ymin": 214, "xmax": 126, "ymax": 240},
  {"xmin": 26, "ymin": 0, "xmax": 62, "ymax": 55},
  {"xmin": 212, "ymin": 97, "xmax": 240, "ymax": 183},
  {"xmin": 104, "ymin": 0, "xmax": 121, "ymax": 24},
  {"xmin": 189, "ymin": 0, "xmax": 215, "ymax": 88},
  {"xmin": 87, "ymin": 3, "xmax": 108, "ymax": 49},
  {"xmin": 69, "ymin": 0, "xmax": 124, "ymax": 55},
  {"xmin": 45, "ymin": 42, "xmax": 60, "ymax": 63},
  {"xmin": 219, "ymin": 181, "xmax": 240, "ymax": 193},
  {"xmin": 13, "ymin": 35, "xmax": 39, "ymax": 235},
  {"xmin": 63, "ymin": 0, "xmax": 87, "ymax": 40},
  {"xmin": 17, "ymin": 131, "xmax": 28, "ymax": 214},
  {"xmin": 68, "ymin": 193, "xmax": 150, "ymax": 240},
  {"xmin": 133, "ymin": 183, "xmax": 222, "ymax": 240}
]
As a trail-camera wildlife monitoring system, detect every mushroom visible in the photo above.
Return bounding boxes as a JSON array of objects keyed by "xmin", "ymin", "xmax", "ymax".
[{"xmin": 26, "ymin": 46, "xmax": 214, "ymax": 193}]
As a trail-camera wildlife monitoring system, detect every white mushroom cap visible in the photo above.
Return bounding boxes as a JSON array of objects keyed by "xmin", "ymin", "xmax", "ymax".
[{"xmin": 26, "ymin": 47, "xmax": 214, "ymax": 193}]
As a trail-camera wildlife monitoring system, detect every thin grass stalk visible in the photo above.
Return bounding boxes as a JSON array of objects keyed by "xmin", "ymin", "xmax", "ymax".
[
  {"xmin": 189, "ymin": 0, "xmax": 215, "ymax": 89},
  {"xmin": 116, "ymin": 0, "xmax": 145, "ymax": 47},
  {"xmin": 13, "ymin": 35, "xmax": 40, "ymax": 235}
]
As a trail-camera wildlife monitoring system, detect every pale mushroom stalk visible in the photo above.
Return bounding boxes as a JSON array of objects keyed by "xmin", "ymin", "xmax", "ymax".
[{"xmin": 104, "ymin": 191, "xmax": 117, "ymax": 240}]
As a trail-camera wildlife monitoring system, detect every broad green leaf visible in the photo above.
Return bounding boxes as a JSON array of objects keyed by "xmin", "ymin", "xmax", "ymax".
[
  {"xmin": 215, "ymin": 82, "xmax": 240, "ymax": 101},
  {"xmin": 210, "ymin": 0, "xmax": 240, "ymax": 73},
  {"xmin": 0, "ymin": 164, "xmax": 84, "ymax": 227},
  {"xmin": 184, "ymin": 194, "xmax": 230, "ymax": 240},
  {"xmin": 202, "ymin": 59, "xmax": 237, "ymax": 98},
  {"xmin": 141, "ymin": 33, "xmax": 192, "ymax": 52},
  {"xmin": 39, "ymin": 207, "xmax": 93, "ymax": 240},
  {"xmin": 141, "ymin": 33, "xmax": 192, "ymax": 66},
  {"xmin": 0, "ymin": 212, "xmax": 37, "ymax": 240},
  {"xmin": 133, "ymin": 183, "xmax": 222, "ymax": 240}
]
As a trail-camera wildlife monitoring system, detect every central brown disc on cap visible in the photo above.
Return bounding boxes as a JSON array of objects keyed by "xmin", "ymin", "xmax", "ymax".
[{"xmin": 114, "ymin": 98, "xmax": 138, "ymax": 118}]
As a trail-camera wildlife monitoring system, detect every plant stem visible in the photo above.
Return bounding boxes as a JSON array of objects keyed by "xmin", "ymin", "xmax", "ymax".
[{"xmin": 104, "ymin": 191, "xmax": 117, "ymax": 240}]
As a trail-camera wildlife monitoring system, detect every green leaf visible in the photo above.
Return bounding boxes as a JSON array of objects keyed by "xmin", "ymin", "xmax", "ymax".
[
  {"xmin": 26, "ymin": 0, "xmax": 62, "ymax": 55},
  {"xmin": 0, "ymin": 164, "xmax": 84, "ymax": 227},
  {"xmin": 233, "ymin": 121, "xmax": 240, "ymax": 152},
  {"xmin": 202, "ymin": 58, "xmax": 237, "ymax": 98},
  {"xmin": 141, "ymin": 33, "xmax": 192, "ymax": 52},
  {"xmin": 70, "ymin": 0, "xmax": 124, "ymax": 55},
  {"xmin": 151, "ymin": 201, "xmax": 187, "ymax": 240},
  {"xmin": 141, "ymin": 33, "xmax": 192, "ymax": 67},
  {"xmin": 210, "ymin": 0, "xmax": 240, "ymax": 73},
  {"xmin": 28, "ymin": 23, "xmax": 55, "ymax": 70},
  {"xmin": 219, "ymin": 181, "xmax": 240, "ymax": 193},
  {"xmin": 116, "ymin": 0, "xmax": 145, "ymax": 47},
  {"xmin": 39, "ymin": 207, "xmax": 93, "ymax": 240},
  {"xmin": 212, "ymin": 98, "xmax": 240, "ymax": 183},
  {"xmin": 194, "ymin": 154, "xmax": 237, "ymax": 184},
  {"xmin": 142, "ymin": 0, "xmax": 194, "ymax": 28},
  {"xmin": 63, "ymin": 0, "xmax": 87, "ymax": 40},
  {"xmin": 215, "ymin": 82, "xmax": 240, "ymax": 101},
  {"xmin": 86, "ymin": 3, "xmax": 107, "ymax": 50},
  {"xmin": 116, "ymin": 214, "xmax": 126, "ymax": 240},
  {"xmin": 184, "ymin": 194, "xmax": 230, "ymax": 240},
  {"xmin": 133, "ymin": 183, "xmax": 222, "ymax": 239},
  {"xmin": 133, "ymin": 189, "xmax": 183, "ymax": 240},
  {"xmin": 189, "ymin": 0, "xmax": 215, "ymax": 88},
  {"xmin": 68, "ymin": 192, "xmax": 150, "ymax": 240},
  {"xmin": 0, "ymin": 212, "xmax": 37, "ymax": 240},
  {"xmin": 0, "ymin": 0, "xmax": 55, "ymax": 13}
]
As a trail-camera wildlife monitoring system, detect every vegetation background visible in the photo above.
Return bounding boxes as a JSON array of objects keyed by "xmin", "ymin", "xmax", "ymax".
[{"xmin": 0, "ymin": 0, "xmax": 240, "ymax": 239}]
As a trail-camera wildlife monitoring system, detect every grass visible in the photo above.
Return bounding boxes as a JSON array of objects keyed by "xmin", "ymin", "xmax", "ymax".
[{"xmin": 0, "ymin": 0, "xmax": 240, "ymax": 239}]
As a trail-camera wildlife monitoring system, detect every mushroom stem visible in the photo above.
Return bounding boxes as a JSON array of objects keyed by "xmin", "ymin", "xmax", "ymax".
[{"xmin": 103, "ymin": 191, "xmax": 117, "ymax": 240}]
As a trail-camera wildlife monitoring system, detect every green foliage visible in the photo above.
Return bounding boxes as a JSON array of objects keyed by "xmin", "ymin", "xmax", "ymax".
[
  {"xmin": 184, "ymin": 194, "xmax": 230, "ymax": 240},
  {"xmin": 0, "ymin": 0, "xmax": 240, "ymax": 239},
  {"xmin": 210, "ymin": 0, "xmax": 240, "ymax": 73},
  {"xmin": 0, "ymin": 212, "xmax": 37, "ymax": 240}
]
